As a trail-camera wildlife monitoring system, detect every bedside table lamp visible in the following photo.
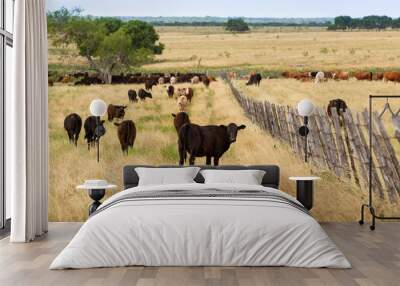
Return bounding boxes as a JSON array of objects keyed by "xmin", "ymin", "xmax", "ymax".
[
  {"xmin": 297, "ymin": 100, "xmax": 315, "ymax": 163},
  {"xmin": 90, "ymin": 99, "xmax": 107, "ymax": 162}
]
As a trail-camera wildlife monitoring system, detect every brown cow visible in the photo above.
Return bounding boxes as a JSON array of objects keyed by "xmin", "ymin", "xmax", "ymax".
[
  {"xmin": 178, "ymin": 88, "xmax": 194, "ymax": 102},
  {"xmin": 383, "ymin": 71, "xmax": 400, "ymax": 82},
  {"xmin": 107, "ymin": 104, "xmax": 127, "ymax": 122},
  {"xmin": 115, "ymin": 120, "xmax": 137, "ymax": 155},
  {"xmin": 353, "ymin": 71, "xmax": 373, "ymax": 81},
  {"xmin": 333, "ymin": 71, "xmax": 349, "ymax": 80},
  {"xmin": 373, "ymin": 72, "xmax": 384, "ymax": 81},
  {"xmin": 172, "ymin": 112, "xmax": 190, "ymax": 134},
  {"xmin": 327, "ymin": 99, "xmax": 348, "ymax": 118}
]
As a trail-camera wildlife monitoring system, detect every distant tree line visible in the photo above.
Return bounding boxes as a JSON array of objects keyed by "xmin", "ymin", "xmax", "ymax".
[
  {"xmin": 328, "ymin": 15, "xmax": 400, "ymax": 30},
  {"xmin": 148, "ymin": 21, "xmax": 330, "ymax": 27}
]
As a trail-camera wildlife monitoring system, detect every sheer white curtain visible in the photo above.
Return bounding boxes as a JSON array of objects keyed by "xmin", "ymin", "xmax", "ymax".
[{"xmin": 8, "ymin": 0, "xmax": 48, "ymax": 242}]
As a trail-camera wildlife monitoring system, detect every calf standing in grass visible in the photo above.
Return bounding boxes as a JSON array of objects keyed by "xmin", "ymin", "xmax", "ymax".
[
  {"xmin": 167, "ymin": 85, "xmax": 174, "ymax": 98},
  {"xmin": 178, "ymin": 123, "xmax": 246, "ymax": 166},
  {"xmin": 128, "ymin": 90, "xmax": 138, "ymax": 102},
  {"xmin": 172, "ymin": 112, "xmax": 190, "ymax": 134},
  {"xmin": 177, "ymin": 95, "xmax": 188, "ymax": 112},
  {"xmin": 115, "ymin": 120, "xmax": 137, "ymax": 155},
  {"xmin": 107, "ymin": 104, "xmax": 127, "ymax": 122},
  {"xmin": 138, "ymin": 89, "xmax": 152, "ymax": 101},
  {"xmin": 64, "ymin": 113, "xmax": 82, "ymax": 146}
]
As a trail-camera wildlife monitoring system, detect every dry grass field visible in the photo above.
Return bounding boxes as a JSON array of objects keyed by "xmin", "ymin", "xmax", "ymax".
[
  {"xmin": 48, "ymin": 26, "xmax": 400, "ymax": 222},
  {"xmin": 49, "ymin": 27, "xmax": 400, "ymax": 72},
  {"xmin": 234, "ymin": 78, "xmax": 400, "ymax": 154},
  {"xmin": 48, "ymin": 79, "xmax": 399, "ymax": 222},
  {"xmin": 147, "ymin": 27, "xmax": 400, "ymax": 71}
]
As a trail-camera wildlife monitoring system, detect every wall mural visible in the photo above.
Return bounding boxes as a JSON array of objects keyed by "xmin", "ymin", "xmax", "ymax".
[{"xmin": 47, "ymin": 10, "xmax": 400, "ymax": 222}]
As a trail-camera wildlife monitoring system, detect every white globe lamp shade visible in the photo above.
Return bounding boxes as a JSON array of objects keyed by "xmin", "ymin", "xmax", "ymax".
[
  {"xmin": 90, "ymin": 99, "xmax": 107, "ymax": 117},
  {"xmin": 297, "ymin": 100, "xmax": 315, "ymax": 117}
]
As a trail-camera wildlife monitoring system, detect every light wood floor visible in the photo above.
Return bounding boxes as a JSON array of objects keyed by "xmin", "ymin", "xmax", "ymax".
[{"xmin": 0, "ymin": 223, "xmax": 399, "ymax": 286}]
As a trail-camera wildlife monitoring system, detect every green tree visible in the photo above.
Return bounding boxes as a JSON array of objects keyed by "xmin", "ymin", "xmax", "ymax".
[
  {"xmin": 48, "ymin": 9, "xmax": 164, "ymax": 83},
  {"xmin": 225, "ymin": 18, "xmax": 250, "ymax": 32},
  {"xmin": 334, "ymin": 16, "xmax": 353, "ymax": 30}
]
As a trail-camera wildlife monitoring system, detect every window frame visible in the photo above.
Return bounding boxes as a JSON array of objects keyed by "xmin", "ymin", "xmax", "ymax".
[{"xmin": 0, "ymin": 0, "xmax": 13, "ymax": 233}]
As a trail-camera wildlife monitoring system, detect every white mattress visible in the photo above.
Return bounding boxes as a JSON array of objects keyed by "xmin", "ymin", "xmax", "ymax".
[{"xmin": 50, "ymin": 183, "xmax": 351, "ymax": 269}]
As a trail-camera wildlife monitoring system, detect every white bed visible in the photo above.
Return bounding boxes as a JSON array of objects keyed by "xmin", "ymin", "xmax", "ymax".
[{"xmin": 50, "ymin": 182, "xmax": 351, "ymax": 269}]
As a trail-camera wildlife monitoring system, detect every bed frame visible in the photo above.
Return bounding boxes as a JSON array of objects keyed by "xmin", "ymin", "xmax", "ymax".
[{"xmin": 123, "ymin": 165, "xmax": 280, "ymax": 189}]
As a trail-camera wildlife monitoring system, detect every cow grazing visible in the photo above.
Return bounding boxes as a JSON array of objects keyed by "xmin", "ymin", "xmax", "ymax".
[
  {"xmin": 138, "ymin": 89, "xmax": 153, "ymax": 100},
  {"xmin": 177, "ymin": 95, "xmax": 188, "ymax": 112},
  {"xmin": 115, "ymin": 120, "xmax": 137, "ymax": 155},
  {"xmin": 354, "ymin": 71, "xmax": 373, "ymax": 81},
  {"xmin": 315, "ymin": 71, "xmax": 325, "ymax": 84},
  {"xmin": 84, "ymin": 116, "xmax": 106, "ymax": 150},
  {"xmin": 107, "ymin": 104, "xmax": 127, "ymax": 122},
  {"xmin": 64, "ymin": 113, "xmax": 82, "ymax": 146},
  {"xmin": 191, "ymin": 76, "xmax": 200, "ymax": 84},
  {"xmin": 145, "ymin": 79, "xmax": 157, "ymax": 91},
  {"xmin": 383, "ymin": 71, "xmax": 400, "ymax": 82},
  {"xmin": 202, "ymin": 76, "xmax": 210, "ymax": 87},
  {"xmin": 327, "ymin": 99, "xmax": 348, "ymax": 118},
  {"xmin": 128, "ymin": 89, "xmax": 138, "ymax": 102},
  {"xmin": 178, "ymin": 88, "xmax": 194, "ymax": 102},
  {"xmin": 373, "ymin": 72, "xmax": 384, "ymax": 81},
  {"xmin": 246, "ymin": 73, "xmax": 262, "ymax": 86},
  {"xmin": 172, "ymin": 112, "xmax": 190, "ymax": 134},
  {"xmin": 167, "ymin": 85, "xmax": 174, "ymax": 98},
  {"xmin": 333, "ymin": 71, "xmax": 349, "ymax": 81},
  {"xmin": 178, "ymin": 123, "xmax": 246, "ymax": 166}
]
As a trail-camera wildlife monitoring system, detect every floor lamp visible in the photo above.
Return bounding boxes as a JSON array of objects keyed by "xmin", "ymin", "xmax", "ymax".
[
  {"xmin": 297, "ymin": 100, "xmax": 315, "ymax": 162},
  {"xmin": 90, "ymin": 99, "xmax": 107, "ymax": 162}
]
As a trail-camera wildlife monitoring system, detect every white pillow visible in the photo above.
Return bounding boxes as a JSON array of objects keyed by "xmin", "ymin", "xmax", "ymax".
[
  {"xmin": 200, "ymin": 169, "xmax": 266, "ymax": 185},
  {"xmin": 135, "ymin": 167, "xmax": 200, "ymax": 186}
]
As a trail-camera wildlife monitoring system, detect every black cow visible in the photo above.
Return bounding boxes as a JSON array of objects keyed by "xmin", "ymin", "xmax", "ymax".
[
  {"xmin": 327, "ymin": 99, "xmax": 348, "ymax": 118},
  {"xmin": 138, "ymin": 89, "xmax": 152, "ymax": 101},
  {"xmin": 64, "ymin": 113, "xmax": 82, "ymax": 146},
  {"xmin": 172, "ymin": 112, "xmax": 190, "ymax": 134},
  {"xmin": 167, "ymin": 85, "xmax": 174, "ymax": 98},
  {"xmin": 178, "ymin": 123, "xmax": 246, "ymax": 166},
  {"xmin": 115, "ymin": 120, "xmax": 137, "ymax": 155},
  {"xmin": 145, "ymin": 79, "xmax": 157, "ymax": 91},
  {"xmin": 107, "ymin": 104, "xmax": 127, "ymax": 122},
  {"xmin": 246, "ymin": 73, "xmax": 262, "ymax": 86},
  {"xmin": 128, "ymin": 90, "xmax": 138, "ymax": 102},
  {"xmin": 84, "ymin": 116, "xmax": 106, "ymax": 150}
]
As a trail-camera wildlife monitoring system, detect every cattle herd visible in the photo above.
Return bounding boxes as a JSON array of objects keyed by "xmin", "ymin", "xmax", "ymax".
[
  {"xmin": 281, "ymin": 70, "xmax": 400, "ymax": 83},
  {"xmin": 50, "ymin": 72, "xmax": 215, "ymax": 86},
  {"xmin": 63, "ymin": 73, "xmax": 246, "ymax": 165},
  {"xmin": 61, "ymin": 67, "xmax": 397, "ymax": 164}
]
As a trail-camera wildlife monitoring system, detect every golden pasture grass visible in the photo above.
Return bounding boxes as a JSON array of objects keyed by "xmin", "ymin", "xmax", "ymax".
[
  {"xmin": 234, "ymin": 78, "xmax": 400, "ymax": 155},
  {"xmin": 48, "ymin": 27, "xmax": 400, "ymax": 72},
  {"xmin": 145, "ymin": 27, "xmax": 400, "ymax": 71},
  {"xmin": 49, "ymin": 79, "xmax": 400, "ymax": 222}
]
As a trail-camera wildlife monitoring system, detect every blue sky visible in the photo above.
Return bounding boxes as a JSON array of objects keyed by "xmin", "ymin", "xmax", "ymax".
[{"xmin": 46, "ymin": 0, "xmax": 400, "ymax": 18}]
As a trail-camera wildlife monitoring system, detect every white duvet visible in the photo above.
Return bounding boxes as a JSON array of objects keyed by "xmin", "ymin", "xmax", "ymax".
[{"xmin": 50, "ymin": 183, "xmax": 351, "ymax": 269}]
